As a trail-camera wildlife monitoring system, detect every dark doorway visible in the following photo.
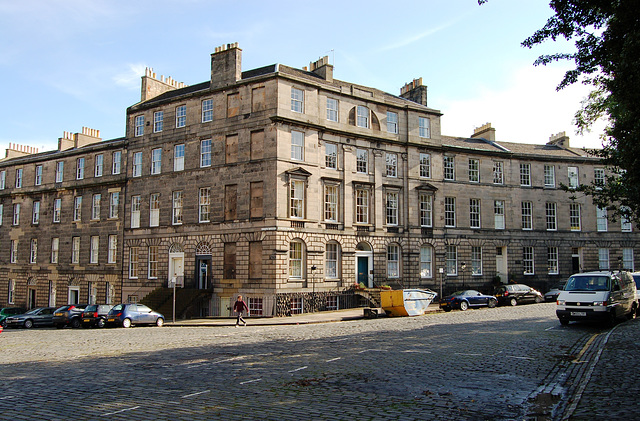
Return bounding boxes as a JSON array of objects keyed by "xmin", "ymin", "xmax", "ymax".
[{"xmin": 195, "ymin": 256, "xmax": 212, "ymax": 289}]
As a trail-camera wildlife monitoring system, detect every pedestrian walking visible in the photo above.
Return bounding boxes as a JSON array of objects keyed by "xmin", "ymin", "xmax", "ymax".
[{"xmin": 233, "ymin": 295, "xmax": 248, "ymax": 327}]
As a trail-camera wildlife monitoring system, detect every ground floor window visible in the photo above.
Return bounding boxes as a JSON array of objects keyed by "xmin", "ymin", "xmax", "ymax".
[
  {"xmin": 326, "ymin": 295, "xmax": 338, "ymax": 310},
  {"xmin": 248, "ymin": 297, "xmax": 263, "ymax": 316},
  {"xmin": 68, "ymin": 286, "xmax": 80, "ymax": 305},
  {"xmin": 290, "ymin": 297, "xmax": 303, "ymax": 314}
]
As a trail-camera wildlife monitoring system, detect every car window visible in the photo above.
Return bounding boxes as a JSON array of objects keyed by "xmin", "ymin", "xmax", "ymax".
[
  {"xmin": 111, "ymin": 304, "xmax": 124, "ymax": 312},
  {"xmin": 137, "ymin": 305, "xmax": 151, "ymax": 313},
  {"xmin": 41, "ymin": 308, "xmax": 54, "ymax": 315}
]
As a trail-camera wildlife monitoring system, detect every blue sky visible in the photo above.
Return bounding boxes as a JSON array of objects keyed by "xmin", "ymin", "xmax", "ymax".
[{"xmin": 0, "ymin": 0, "xmax": 604, "ymax": 154}]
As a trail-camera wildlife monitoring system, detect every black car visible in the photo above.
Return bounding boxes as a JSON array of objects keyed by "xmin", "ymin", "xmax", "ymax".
[
  {"xmin": 440, "ymin": 290, "xmax": 497, "ymax": 312},
  {"xmin": 53, "ymin": 304, "xmax": 88, "ymax": 328},
  {"xmin": 5, "ymin": 307, "xmax": 57, "ymax": 328},
  {"xmin": 0, "ymin": 307, "xmax": 26, "ymax": 328},
  {"xmin": 495, "ymin": 284, "xmax": 543, "ymax": 306},
  {"xmin": 81, "ymin": 304, "xmax": 113, "ymax": 328}
]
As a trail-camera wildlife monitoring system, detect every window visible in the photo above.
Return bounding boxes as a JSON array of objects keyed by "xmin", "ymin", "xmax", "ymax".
[
  {"xmin": 420, "ymin": 245, "xmax": 433, "ymax": 279},
  {"xmin": 494, "ymin": 200, "xmax": 505, "ymax": 230},
  {"xmin": 623, "ymin": 248, "xmax": 635, "ymax": 271},
  {"xmin": 199, "ymin": 139, "xmax": 212, "ymax": 167},
  {"xmin": 202, "ymin": 99, "xmax": 213, "ymax": 122},
  {"xmin": 90, "ymin": 236, "xmax": 99, "ymax": 264},
  {"xmin": 419, "ymin": 153, "xmax": 431, "ymax": 178},
  {"xmin": 174, "ymin": 144, "xmax": 184, "ymax": 171},
  {"xmin": 51, "ymin": 238, "xmax": 59, "ymax": 264},
  {"xmin": 32, "ymin": 201, "xmax": 40, "ymax": 225},
  {"xmin": 71, "ymin": 237, "xmax": 80, "ymax": 264},
  {"xmin": 493, "ymin": 162, "xmax": 503, "ymax": 184},
  {"xmin": 76, "ymin": 158, "xmax": 85, "ymax": 180},
  {"xmin": 69, "ymin": 196, "xmax": 80, "ymax": 222},
  {"xmin": 419, "ymin": 117, "xmax": 431, "ymax": 138},
  {"xmin": 248, "ymin": 297, "xmax": 263, "ymax": 316},
  {"xmin": 172, "ymin": 191, "xmax": 183, "ymax": 225},
  {"xmin": 151, "ymin": 148, "xmax": 162, "ymax": 175},
  {"xmin": 356, "ymin": 149, "xmax": 368, "ymax": 173},
  {"xmin": 15, "ymin": 168, "xmax": 22, "ymax": 188},
  {"xmin": 112, "ymin": 151, "xmax": 122, "ymax": 175},
  {"xmin": 92, "ymin": 194, "xmax": 101, "ymax": 220},
  {"xmin": 199, "ymin": 187, "xmax": 210, "ymax": 223},
  {"xmin": 108, "ymin": 235, "xmax": 117, "ymax": 264},
  {"xmin": 471, "ymin": 246, "xmax": 482, "ymax": 275},
  {"xmin": 225, "ymin": 134, "xmax": 238, "ymax": 164},
  {"xmin": 291, "ymin": 87, "xmax": 304, "ymax": 113},
  {"xmin": 249, "ymin": 241, "xmax": 263, "ymax": 280},
  {"xmin": 355, "ymin": 188, "xmax": 369, "ymax": 224},
  {"xmin": 598, "ymin": 248, "xmax": 609, "ymax": 270},
  {"xmin": 621, "ymin": 206, "xmax": 632, "ymax": 232},
  {"xmin": 94, "ymin": 154, "xmax": 104, "ymax": 177},
  {"xmin": 291, "ymin": 131, "xmax": 304, "ymax": 161},
  {"xmin": 0, "ymin": 204, "xmax": 3, "ymax": 226},
  {"xmin": 289, "ymin": 241, "xmax": 303, "ymax": 278},
  {"xmin": 225, "ymin": 186, "xmax": 238, "ymax": 222},
  {"xmin": 325, "ymin": 143, "xmax": 337, "ymax": 169},
  {"xmin": 523, "ymin": 247, "xmax": 535, "ymax": 275},
  {"xmin": 468, "ymin": 159, "xmax": 479, "ymax": 182},
  {"xmin": 548, "ymin": 247, "xmax": 559, "ymax": 274},
  {"xmin": 148, "ymin": 246, "xmax": 158, "ymax": 279},
  {"xmin": 10, "ymin": 240, "xmax": 18, "ymax": 263},
  {"xmin": 250, "ymin": 130, "xmax": 264, "ymax": 161},
  {"xmin": 520, "ymin": 163, "xmax": 531, "ymax": 186},
  {"xmin": 55, "ymin": 161, "xmax": 64, "ymax": 183},
  {"xmin": 445, "ymin": 197, "xmax": 456, "ymax": 227},
  {"xmin": 545, "ymin": 202, "xmax": 557, "ymax": 231},
  {"xmin": 568, "ymin": 166, "xmax": 579, "ymax": 189},
  {"xmin": 444, "ymin": 156, "xmax": 455, "ymax": 181},
  {"xmin": 131, "ymin": 195, "xmax": 141, "ymax": 228},
  {"xmin": 446, "ymin": 245, "xmax": 457, "ymax": 275},
  {"xmin": 134, "ymin": 115, "xmax": 144, "ymax": 136},
  {"xmin": 324, "ymin": 184, "xmax": 339, "ymax": 222},
  {"xmin": 327, "ymin": 98, "xmax": 338, "ymax": 122},
  {"xmin": 290, "ymin": 180, "xmax": 305, "ymax": 218},
  {"xmin": 570, "ymin": 203, "xmax": 581, "ymax": 231},
  {"xmin": 53, "ymin": 198, "xmax": 61, "ymax": 223},
  {"xmin": 290, "ymin": 297, "xmax": 303, "ymax": 314},
  {"xmin": 224, "ymin": 242, "xmax": 237, "ymax": 279},
  {"xmin": 13, "ymin": 203, "xmax": 20, "ymax": 225},
  {"xmin": 129, "ymin": 247, "xmax": 139, "ymax": 279},
  {"xmin": 469, "ymin": 198, "xmax": 481, "ymax": 229},
  {"xmin": 326, "ymin": 242, "xmax": 339, "ymax": 279},
  {"xmin": 386, "ymin": 153, "xmax": 398, "ymax": 178},
  {"xmin": 387, "ymin": 244, "xmax": 400, "ymax": 278},
  {"xmin": 153, "ymin": 111, "xmax": 163, "ymax": 133},
  {"xmin": 132, "ymin": 152, "xmax": 142, "ymax": 177},
  {"xmin": 521, "ymin": 201, "xmax": 532, "ymax": 230},
  {"xmin": 0, "ymin": 170, "xmax": 5, "ymax": 189},
  {"xmin": 594, "ymin": 168, "xmax": 605, "ymax": 189},
  {"xmin": 109, "ymin": 192, "xmax": 119, "ymax": 218},
  {"xmin": 387, "ymin": 111, "xmax": 398, "ymax": 134},
  {"xmin": 8, "ymin": 279, "xmax": 15, "ymax": 304},
  {"xmin": 176, "ymin": 105, "xmax": 186, "ymax": 128},
  {"xmin": 30, "ymin": 239, "xmax": 37, "ymax": 264},
  {"xmin": 386, "ymin": 191, "xmax": 399, "ymax": 226},
  {"xmin": 356, "ymin": 105, "xmax": 369, "ymax": 128},
  {"xmin": 32, "ymin": 165, "xmax": 42, "ymax": 186},
  {"xmin": 250, "ymin": 181, "xmax": 264, "ymax": 219},
  {"xmin": 596, "ymin": 207, "xmax": 608, "ymax": 232},
  {"xmin": 419, "ymin": 193, "xmax": 433, "ymax": 227},
  {"xmin": 544, "ymin": 165, "xmax": 555, "ymax": 188},
  {"xmin": 150, "ymin": 193, "xmax": 160, "ymax": 227}
]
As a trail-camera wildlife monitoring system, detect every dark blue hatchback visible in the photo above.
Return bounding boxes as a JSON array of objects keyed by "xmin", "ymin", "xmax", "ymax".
[
  {"xmin": 439, "ymin": 290, "xmax": 497, "ymax": 312},
  {"xmin": 106, "ymin": 303, "xmax": 164, "ymax": 328}
]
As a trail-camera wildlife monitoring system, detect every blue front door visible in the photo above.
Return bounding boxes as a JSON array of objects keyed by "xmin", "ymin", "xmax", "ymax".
[{"xmin": 357, "ymin": 257, "xmax": 368, "ymax": 285}]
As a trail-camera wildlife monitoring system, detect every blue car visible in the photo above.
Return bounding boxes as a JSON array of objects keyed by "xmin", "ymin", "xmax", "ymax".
[
  {"xmin": 106, "ymin": 303, "xmax": 164, "ymax": 328},
  {"xmin": 439, "ymin": 290, "xmax": 497, "ymax": 312}
]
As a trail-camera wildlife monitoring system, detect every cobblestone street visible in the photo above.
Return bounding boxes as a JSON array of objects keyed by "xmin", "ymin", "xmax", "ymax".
[{"xmin": 0, "ymin": 303, "xmax": 631, "ymax": 420}]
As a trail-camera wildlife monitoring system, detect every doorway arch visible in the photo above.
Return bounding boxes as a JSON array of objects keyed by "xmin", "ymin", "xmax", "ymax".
[{"xmin": 355, "ymin": 242, "xmax": 373, "ymax": 288}]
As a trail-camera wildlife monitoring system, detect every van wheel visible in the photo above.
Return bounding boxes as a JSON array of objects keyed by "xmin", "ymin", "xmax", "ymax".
[{"xmin": 509, "ymin": 298, "xmax": 518, "ymax": 306}]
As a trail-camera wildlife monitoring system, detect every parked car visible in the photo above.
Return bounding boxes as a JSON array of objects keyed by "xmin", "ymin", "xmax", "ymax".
[
  {"xmin": 81, "ymin": 304, "xmax": 113, "ymax": 328},
  {"xmin": 0, "ymin": 307, "xmax": 26, "ymax": 328},
  {"xmin": 495, "ymin": 284, "xmax": 544, "ymax": 306},
  {"xmin": 544, "ymin": 280, "xmax": 567, "ymax": 302},
  {"xmin": 632, "ymin": 272, "xmax": 640, "ymax": 315},
  {"xmin": 53, "ymin": 304, "xmax": 88, "ymax": 328},
  {"xmin": 107, "ymin": 304, "xmax": 164, "ymax": 328},
  {"xmin": 440, "ymin": 290, "xmax": 497, "ymax": 312},
  {"xmin": 4, "ymin": 307, "xmax": 57, "ymax": 328}
]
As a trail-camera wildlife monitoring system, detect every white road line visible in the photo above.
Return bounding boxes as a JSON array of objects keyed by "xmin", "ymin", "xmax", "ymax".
[
  {"xmin": 186, "ymin": 356, "xmax": 244, "ymax": 369},
  {"xmin": 100, "ymin": 406, "xmax": 141, "ymax": 416},
  {"xmin": 506, "ymin": 355, "xmax": 535, "ymax": 360},
  {"xmin": 181, "ymin": 390, "xmax": 210, "ymax": 398},
  {"xmin": 325, "ymin": 357, "xmax": 341, "ymax": 362},
  {"xmin": 240, "ymin": 379, "xmax": 262, "ymax": 385},
  {"xmin": 358, "ymin": 349, "xmax": 387, "ymax": 354},
  {"xmin": 545, "ymin": 326, "xmax": 557, "ymax": 331},
  {"xmin": 454, "ymin": 353, "xmax": 482, "ymax": 356},
  {"xmin": 402, "ymin": 350, "xmax": 432, "ymax": 354},
  {"xmin": 0, "ymin": 396, "xmax": 15, "ymax": 400},
  {"xmin": 288, "ymin": 366, "xmax": 308, "ymax": 373}
]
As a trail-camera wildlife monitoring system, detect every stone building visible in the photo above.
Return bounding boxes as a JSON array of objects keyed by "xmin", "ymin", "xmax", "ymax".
[{"xmin": 0, "ymin": 43, "xmax": 636, "ymax": 315}]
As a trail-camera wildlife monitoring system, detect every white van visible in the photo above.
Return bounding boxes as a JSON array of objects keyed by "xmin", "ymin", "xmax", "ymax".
[{"xmin": 556, "ymin": 271, "xmax": 637, "ymax": 325}]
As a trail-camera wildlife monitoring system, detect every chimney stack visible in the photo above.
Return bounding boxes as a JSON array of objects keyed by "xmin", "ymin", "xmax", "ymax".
[
  {"xmin": 5, "ymin": 143, "xmax": 39, "ymax": 159},
  {"xmin": 399, "ymin": 78, "xmax": 428, "ymax": 106},
  {"xmin": 309, "ymin": 56, "xmax": 333, "ymax": 83},
  {"xmin": 211, "ymin": 42, "xmax": 242, "ymax": 90},
  {"xmin": 471, "ymin": 123, "xmax": 496, "ymax": 142},
  {"xmin": 58, "ymin": 127, "xmax": 102, "ymax": 151},
  {"xmin": 141, "ymin": 67, "xmax": 187, "ymax": 102},
  {"xmin": 547, "ymin": 131, "xmax": 570, "ymax": 148}
]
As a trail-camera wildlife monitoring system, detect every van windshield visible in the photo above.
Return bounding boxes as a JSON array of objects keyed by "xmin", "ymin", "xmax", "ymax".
[{"xmin": 565, "ymin": 276, "xmax": 610, "ymax": 292}]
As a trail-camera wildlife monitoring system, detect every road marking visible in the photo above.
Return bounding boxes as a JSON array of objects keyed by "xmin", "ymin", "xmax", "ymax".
[
  {"xmin": 455, "ymin": 353, "xmax": 482, "ymax": 356},
  {"xmin": 572, "ymin": 334, "xmax": 599, "ymax": 363},
  {"xmin": 358, "ymin": 349, "xmax": 387, "ymax": 354},
  {"xmin": 187, "ymin": 356, "xmax": 244, "ymax": 369},
  {"xmin": 545, "ymin": 326, "xmax": 557, "ymax": 331},
  {"xmin": 506, "ymin": 355, "xmax": 534, "ymax": 360},
  {"xmin": 402, "ymin": 350, "xmax": 432, "ymax": 354},
  {"xmin": 0, "ymin": 396, "xmax": 15, "ymax": 400},
  {"xmin": 100, "ymin": 406, "xmax": 141, "ymax": 416},
  {"xmin": 288, "ymin": 366, "xmax": 308, "ymax": 373},
  {"xmin": 240, "ymin": 379, "xmax": 262, "ymax": 385},
  {"xmin": 326, "ymin": 357, "xmax": 341, "ymax": 362},
  {"xmin": 181, "ymin": 390, "xmax": 210, "ymax": 398}
]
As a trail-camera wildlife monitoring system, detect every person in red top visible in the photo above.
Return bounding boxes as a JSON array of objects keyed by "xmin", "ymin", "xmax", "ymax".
[{"xmin": 233, "ymin": 295, "xmax": 248, "ymax": 327}]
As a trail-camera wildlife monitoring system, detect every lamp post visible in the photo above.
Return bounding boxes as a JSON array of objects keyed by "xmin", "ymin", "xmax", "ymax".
[
  {"xmin": 311, "ymin": 265, "xmax": 317, "ymax": 294},
  {"xmin": 461, "ymin": 262, "xmax": 466, "ymax": 289}
]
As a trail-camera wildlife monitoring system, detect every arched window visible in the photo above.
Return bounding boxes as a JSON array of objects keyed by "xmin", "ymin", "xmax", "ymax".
[
  {"xmin": 420, "ymin": 245, "xmax": 433, "ymax": 279},
  {"xmin": 326, "ymin": 242, "xmax": 341, "ymax": 279},
  {"xmin": 387, "ymin": 244, "xmax": 400, "ymax": 278},
  {"xmin": 289, "ymin": 240, "xmax": 305, "ymax": 279}
]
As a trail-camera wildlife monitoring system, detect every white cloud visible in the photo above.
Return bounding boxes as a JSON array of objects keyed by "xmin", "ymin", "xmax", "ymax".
[
  {"xmin": 378, "ymin": 19, "xmax": 462, "ymax": 52},
  {"xmin": 113, "ymin": 63, "xmax": 147, "ymax": 91}
]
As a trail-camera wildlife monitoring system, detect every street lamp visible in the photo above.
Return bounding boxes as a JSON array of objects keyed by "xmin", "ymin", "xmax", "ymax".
[
  {"xmin": 311, "ymin": 265, "xmax": 317, "ymax": 294},
  {"xmin": 461, "ymin": 262, "xmax": 466, "ymax": 289}
]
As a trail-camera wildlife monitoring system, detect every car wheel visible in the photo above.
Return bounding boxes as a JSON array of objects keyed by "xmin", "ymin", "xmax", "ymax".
[
  {"xmin": 0, "ymin": 320, "xmax": 6, "ymax": 328},
  {"xmin": 97, "ymin": 318, "xmax": 106, "ymax": 328},
  {"xmin": 509, "ymin": 297, "xmax": 518, "ymax": 306},
  {"xmin": 71, "ymin": 318, "xmax": 81, "ymax": 329},
  {"xmin": 459, "ymin": 301, "xmax": 469, "ymax": 311},
  {"xmin": 442, "ymin": 307, "xmax": 451, "ymax": 312},
  {"xmin": 156, "ymin": 317, "xmax": 164, "ymax": 327},
  {"xmin": 535, "ymin": 296, "xmax": 543, "ymax": 304},
  {"xmin": 488, "ymin": 299, "xmax": 497, "ymax": 308},
  {"xmin": 24, "ymin": 319, "xmax": 33, "ymax": 329},
  {"xmin": 559, "ymin": 318, "xmax": 569, "ymax": 326},
  {"xmin": 122, "ymin": 318, "xmax": 132, "ymax": 328}
]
